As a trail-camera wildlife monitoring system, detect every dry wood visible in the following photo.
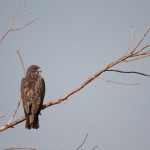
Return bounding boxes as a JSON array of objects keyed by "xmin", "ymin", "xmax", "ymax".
[{"xmin": 0, "ymin": 27, "xmax": 149, "ymax": 132}]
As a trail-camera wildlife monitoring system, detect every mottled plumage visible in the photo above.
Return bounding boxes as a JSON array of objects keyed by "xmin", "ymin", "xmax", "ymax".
[{"xmin": 21, "ymin": 65, "xmax": 45, "ymax": 129}]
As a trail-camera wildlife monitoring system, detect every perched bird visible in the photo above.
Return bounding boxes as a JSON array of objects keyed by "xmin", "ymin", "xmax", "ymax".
[{"xmin": 20, "ymin": 65, "xmax": 45, "ymax": 129}]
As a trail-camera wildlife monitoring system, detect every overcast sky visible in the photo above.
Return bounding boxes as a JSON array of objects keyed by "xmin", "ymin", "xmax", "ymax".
[{"xmin": 0, "ymin": 0, "xmax": 150, "ymax": 150}]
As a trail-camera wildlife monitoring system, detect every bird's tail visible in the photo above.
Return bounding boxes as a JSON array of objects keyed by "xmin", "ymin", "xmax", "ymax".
[{"xmin": 25, "ymin": 114, "xmax": 39, "ymax": 129}]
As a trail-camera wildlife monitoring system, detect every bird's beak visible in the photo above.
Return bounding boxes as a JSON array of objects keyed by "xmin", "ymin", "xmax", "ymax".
[{"xmin": 37, "ymin": 68, "xmax": 42, "ymax": 72}]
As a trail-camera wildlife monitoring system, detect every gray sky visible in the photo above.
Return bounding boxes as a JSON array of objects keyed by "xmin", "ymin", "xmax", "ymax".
[{"xmin": 0, "ymin": 0, "xmax": 150, "ymax": 150}]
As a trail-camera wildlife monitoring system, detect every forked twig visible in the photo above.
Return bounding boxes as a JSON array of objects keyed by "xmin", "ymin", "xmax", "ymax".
[
  {"xmin": 124, "ymin": 54, "xmax": 150, "ymax": 62},
  {"xmin": 0, "ymin": 0, "xmax": 38, "ymax": 44},
  {"xmin": 13, "ymin": 18, "xmax": 38, "ymax": 31},
  {"xmin": 10, "ymin": 0, "xmax": 26, "ymax": 26},
  {"xmin": 131, "ymin": 27, "xmax": 150, "ymax": 53}
]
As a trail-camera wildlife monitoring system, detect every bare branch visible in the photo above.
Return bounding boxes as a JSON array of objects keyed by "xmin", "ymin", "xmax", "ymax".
[
  {"xmin": 0, "ymin": 29, "xmax": 12, "ymax": 44},
  {"xmin": 0, "ymin": 0, "xmax": 38, "ymax": 44},
  {"xmin": 0, "ymin": 115, "xmax": 5, "ymax": 119},
  {"xmin": 140, "ymin": 50, "xmax": 150, "ymax": 56},
  {"xmin": 124, "ymin": 26, "xmax": 135, "ymax": 55},
  {"xmin": 7, "ymin": 98, "xmax": 21, "ymax": 125},
  {"xmin": 0, "ymin": 27, "xmax": 149, "ymax": 132},
  {"xmin": 3, "ymin": 50, "xmax": 25, "ymax": 126},
  {"xmin": 10, "ymin": 0, "xmax": 25, "ymax": 26},
  {"xmin": 0, "ymin": 116, "xmax": 25, "ymax": 132},
  {"xmin": 92, "ymin": 146, "xmax": 99, "ymax": 150},
  {"xmin": 0, "ymin": 115, "xmax": 7, "ymax": 119},
  {"xmin": 5, "ymin": 50, "xmax": 26, "ymax": 125},
  {"xmin": 131, "ymin": 49, "xmax": 150, "ymax": 57},
  {"xmin": 106, "ymin": 69, "xmax": 150, "ymax": 77},
  {"xmin": 17, "ymin": 50, "xmax": 26, "ymax": 76},
  {"xmin": 98, "ymin": 76, "xmax": 140, "ymax": 86},
  {"xmin": 124, "ymin": 54, "xmax": 150, "ymax": 62},
  {"xmin": 77, "ymin": 133, "xmax": 89, "ymax": 150},
  {"xmin": 134, "ymin": 44, "xmax": 150, "ymax": 55},
  {"xmin": 13, "ymin": 18, "xmax": 39, "ymax": 31},
  {"xmin": 77, "ymin": 113, "xmax": 97, "ymax": 150},
  {"xmin": 131, "ymin": 27, "xmax": 150, "ymax": 53}
]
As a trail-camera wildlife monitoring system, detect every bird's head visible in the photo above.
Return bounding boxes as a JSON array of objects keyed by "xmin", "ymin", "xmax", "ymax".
[{"xmin": 26, "ymin": 65, "xmax": 42, "ymax": 77}]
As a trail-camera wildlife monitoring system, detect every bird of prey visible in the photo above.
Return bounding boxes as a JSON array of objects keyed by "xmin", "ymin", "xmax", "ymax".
[{"xmin": 20, "ymin": 65, "xmax": 45, "ymax": 129}]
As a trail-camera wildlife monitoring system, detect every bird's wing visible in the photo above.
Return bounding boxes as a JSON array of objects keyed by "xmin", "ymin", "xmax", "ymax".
[
  {"xmin": 31, "ymin": 77, "xmax": 45, "ymax": 115},
  {"xmin": 21, "ymin": 77, "xmax": 31, "ymax": 114},
  {"xmin": 21, "ymin": 76, "xmax": 45, "ymax": 115},
  {"xmin": 34, "ymin": 77, "xmax": 45, "ymax": 110}
]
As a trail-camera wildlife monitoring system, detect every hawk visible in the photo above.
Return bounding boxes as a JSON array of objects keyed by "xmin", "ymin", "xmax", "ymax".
[{"xmin": 21, "ymin": 65, "xmax": 45, "ymax": 129}]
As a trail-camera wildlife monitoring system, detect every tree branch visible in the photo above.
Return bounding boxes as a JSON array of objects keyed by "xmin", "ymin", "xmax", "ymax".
[
  {"xmin": 92, "ymin": 146, "xmax": 99, "ymax": 150},
  {"xmin": 77, "ymin": 133, "xmax": 89, "ymax": 150},
  {"xmin": 131, "ymin": 27, "xmax": 150, "ymax": 53},
  {"xmin": 0, "ymin": 27, "xmax": 150, "ymax": 132},
  {"xmin": 7, "ymin": 98, "xmax": 21, "ymax": 125},
  {"xmin": 106, "ymin": 69, "xmax": 150, "ymax": 77},
  {"xmin": 0, "ymin": 115, "xmax": 7, "ymax": 119},
  {"xmin": 0, "ymin": 0, "xmax": 38, "ymax": 44},
  {"xmin": 2, "ymin": 50, "xmax": 25, "ymax": 126},
  {"xmin": 77, "ymin": 113, "xmax": 96, "ymax": 150},
  {"xmin": 124, "ymin": 26, "xmax": 135, "ymax": 55},
  {"xmin": 13, "ymin": 18, "xmax": 38, "ymax": 31},
  {"xmin": 98, "ymin": 76, "xmax": 140, "ymax": 86},
  {"xmin": 17, "ymin": 50, "xmax": 26, "ymax": 77}
]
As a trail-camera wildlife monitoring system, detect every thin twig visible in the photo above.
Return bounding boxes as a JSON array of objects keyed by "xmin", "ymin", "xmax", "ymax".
[
  {"xmin": 0, "ymin": 29, "xmax": 12, "ymax": 43},
  {"xmin": 17, "ymin": 12, "xmax": 32, "ymax": 22},
  {"xmin": 77, "ymin": 113, "xmax": 96, "ymax": 150},
  {"xmin": 17, "ymin": 50, "xmax": 26, "ymax": 77},
  {"xmin": 106, "ymin": 69, "xmax": 150, "ymax": 77},
  {"xmin": 124, "ymin": 26, "xmax": 135, "ymax": 55},
  {"xmin": 0, "ymin": 18, "xmax": 38, "ymax": 44},
  {"xmin": 98, "ymin": 76, "xmax": 140, "ymax": 85},
  {"xmin": 5, "ymin": 50, "xmax": 26, "ymax": 125},
  {"xmin": 131, "ymin": 27, "xmax": 150, "ymax": 53},
  {"xmin": 140, "ymin": 50, "xmax": 150, "ymax": 55},
  {"xmin": 0, "ymin": 115, "xmax": 7, "ymax": 119},
  {"xmin": 0, "ymin": 0, "xmax": 38, "ymax": 44},
  {"xmin": 7, "ymin": 98, "xmax": 21, "ymax": 125},
  {"xmin": 133, "ymin": 44, "xmax": 150, "ymax": 55},
  {"xmin": 0, "ymin": 115, "xmax": 5, "ymax": 119},
  {"xmin": 92, "ymin": 146, "xmax": 99, "ymax": 150},
  {"xmin": 13, "ymin": 18, "xmax": 39, "ymax": 31},
  {"xmin": 77, "ymin": 133, "xmax": 89, "ymax": 150},
  {"xmin": 131, "ymin": 50, "xmax": 150, "ymax": 57},
  {"xmin": 124, "ymin": 54, "xmax": 150, "ymax": 62},
  {"xmin": 6, "ymin": 50, "xmax": 25, "ymax": 125},
  {"xmin": 10, "ymin": 0, "xmax": 25, "ymax": 26}
]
